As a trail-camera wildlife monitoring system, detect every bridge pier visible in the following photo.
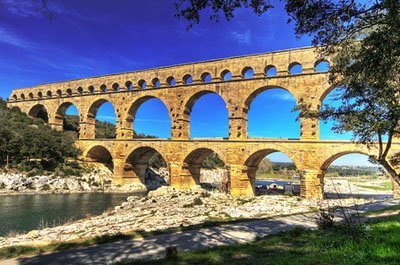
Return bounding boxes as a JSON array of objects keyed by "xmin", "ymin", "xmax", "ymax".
[
  {"xmin": 299, "ymin": 169, "xmax": 325, "ymax": 199},
  {"xmin": 169, "ymin": 162, "xmax": 199, "ymax": 189},
  {"xmin": 228, "ymin": 165, "xmax": 255, "ymax": 197}
]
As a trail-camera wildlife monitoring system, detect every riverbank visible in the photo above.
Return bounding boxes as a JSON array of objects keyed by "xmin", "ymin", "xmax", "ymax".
[{"xmin": 0, "ymin": 185, "xmax": 392, "ymax": 249}]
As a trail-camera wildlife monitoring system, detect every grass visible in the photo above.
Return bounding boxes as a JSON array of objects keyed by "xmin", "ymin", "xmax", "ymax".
[
  {"xmin": 358, "ymin": 182, "xmax": 392, "ymax": 191},
  {"xmin": 118, "ymin": 215, "xmax": 400, "ymax": 265}
]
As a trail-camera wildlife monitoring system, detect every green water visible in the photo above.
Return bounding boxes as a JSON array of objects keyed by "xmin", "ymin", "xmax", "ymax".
[{"xmin": 0, "ymin": 193, "xmax": 135, "ymax": 237}]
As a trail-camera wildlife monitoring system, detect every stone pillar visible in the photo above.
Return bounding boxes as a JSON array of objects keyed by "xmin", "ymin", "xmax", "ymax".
[
  {"xmin": 300, "ymin": 169, "xmax": 325, "ymax": 199},
  {"xmin": 79, "ymin": 117, "xmax": 95, "ymax": 139},
  {"xmin": 228, "ymin": 164, "xmax": 255, "ymax": 197},
  {"xmin": 228, "ymin": 105, "xmax": 248, "ymax": 140},
  {"xmin": 169, "ymin": 162, "xmax": 199, "ymax": 189},
  {"xmin": 171, "ymin": 118, "xmax": 190, "ymax": 139},
  {"xmin": 117, "ymin": 118, "xmax": 134, "ymax": 139},
  {"xmin": 300, "ymin": 117, "xmax": 319, "ymax": 140}
]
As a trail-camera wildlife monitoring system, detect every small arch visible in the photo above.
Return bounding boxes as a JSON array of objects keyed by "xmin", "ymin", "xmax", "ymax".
[
  {"xmin": 56, "ymin": 102, "xmax": 80, "ymax": 137},
  {"xmin": 87, "ymin": 99, "xmax": 116, "ymax": 139},
  {"xmin": 242, "ymin": 67, "xmax": 254, "ymax": 78},
  {"xmin": 77, "ymin": 87, "xmax": 84, "ymax": 95},
  {"xmin": 29, "ymin": 93, "xmax": 34, "ymax": 99},
  {"xmin": 221, "ymin": 69, "xmax": 232, "ymax": 81},
  {"xmin": 88, "ymin": 86, "xmax": 95, "ymax": 94},
  {"xmin": 85, "ymin": 145, "xmax": 114, "ymax": 172},
  {"xmin": 201, "ymin": 72, "xmax": 212, "ymax": 83},
  {"xmin": 56, "ymin": 90, "xmax": 62, "ymax": 97},
  {"xmin": 100, "ymin": 84, "xmax": 107, "ymax": 93},
  {"xmin": 138, "ymin": 79, "xmax": 147, "ymax": 89},
  {"xmin": 265, "ymin": 65, "xmax": 277, "ymax": 77},
  {"xmin": 66, "ymin": 89, "xmax": 73, "ymax": 96},
  {"xmin": 183, "ymin": 74, "xmax": 192, "ymax": 85},
  {"xmin": 125, "ymin": 81, "xmax": 133, "ymax": 90},
  {"xmin": 37, "ymin": 92, "xmax": 43, "ymax": 99},
  {"xmin": 315, "ymin": 59, "xmax": 330, "ymax": 72},
  {"xmin": 124, "ymin": 147, "xmax": 169, "ymax": 190},
  {"xmin": 166, "ymin": 76, "xmax": 176, "ymax": 86},
  {"xmin": 112, "ymin": 83, "xmax": 120, "ymax": 91},
  {"xmin": 28, "ymin": 104, "xmax": 49, "ymax": 123},
  {"xmin": 47, "ymin": 91, "xmax": 52, "ymax": 98},
  {"xmin": 20, "ymin": 94, "xmax": 26, "ymax": 100},
  {"xmin": 152, "ymin": 78, "xmax": 161, "ymax": 88},
  {"xmin": 289, "ymin": 62, "xmax": 302, "ymax": 75},
  {"xmin": 12, "ymin": 94, "xmax": 18, "ymax": 101}
]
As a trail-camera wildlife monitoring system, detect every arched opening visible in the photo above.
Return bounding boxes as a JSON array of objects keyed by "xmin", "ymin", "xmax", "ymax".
[
  {"xmin": 37, "ymin": 92, "xmax": 43, "ymax": 99},
  {"xmin": 56, "ymin": 102, "xmax": 80, "ymax": 137},
  {"xmin": 201, "ymin": 72, "xmax": 212, "ymax": 82},
  {"xmin": 20, "ymin": 94, "xmax": 25, "ymax": 100},
  {"xmin": 12, "ymin": 95, "xmax": 18, "ymax": 101},
  {"xmin": 183, "ymin": 148, "xmax": 228, "ymax": 191},
  {"xmin": 77, "ymin": 87, "xmax": 84, "ymax": 95},
  {"xmin": 125, "ymin": 81, "xmax": 133, "ymax": 90},
  {"xmin": 289, "ymin": 62, "xmax": 302, "ymax": 74},
  {"xmin": 56, "ymin": 90, "xmax": 62, "ymax": 97},
  {"xmin": 66, "ymin": 89, "xmax": 72, "ymax": 96},
  {"xmin": 88, "ymin": 100, "xmax": 116, "ymax": 139},
  {"xmin": 221, "ymin": 70, "xmax": 232, "ymax": 81},
  {"xmin": 85, "ymin": 145, "xmax": 113, "ymax": 173},
  {"xmin": 247, "ymin": 87, "xmax": 300, "ymax": 138},
  {"xmin": 183, "ymin": 74, "xmax": 192, "ymax": 85},
  {"xmin": 138, "ymin": 79, "xmax": 147, "ymax": 89},
  {"xmin": 167, "ymin": 76, "xmax": 176, "ymax": 86},
  {"xmin": 265, "ymin": 65, "xmax": 277, "ymax": 77},
  {"xmin": 88, "ymin": 86, "xmax": 95, "ymax": 94},
  {"xmin": 124, "ymin": 147, "xmax": 169, "ymax": 190},
  {"xmin": 100, "ymin": 84, "xmax": 107, "ymax": 93},
  {"xmin": 322, "ymin": 153, "xmax": 392, "ymax": 200},
  {"xmin": 246, "ymin": 150, "xmax": 299, "ymax": 196},
  {"xmin": 29, "ymin": 93, "xmax": 34, "ymax": 99},
  {"xmin": 47, "ymin": 91, "xmax": 52, "ymax": 98},
  {"xmin": 242, "ymin": 67, "xmax": 254, "ymax": 78},
  {"xmin": 152, "ymin": 78, "xmax": 161, "ymax": 88},
  {"xmin": 186, "ymin": 91, "xmax": 228, "ymax": 138},
  {"xmin": 319, "ymin": 87, "xmax": 353, "ymax": 140},
  {"xmin": 112, "ymin": 83, "xmax": 120, "ymax": 91},
  {"xmin": 28, "ymin": 104, "xmax": 49, "ymax": 123},
  {"xmin": 128, "ymin": 97, "xmax": 171, "ymax": 138},
  {"xmin": 315, "ymin": 59, "xmax": 330, "ymax": 72}
]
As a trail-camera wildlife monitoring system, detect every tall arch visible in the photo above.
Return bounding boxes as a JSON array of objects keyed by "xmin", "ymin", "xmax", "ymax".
[
  {"xmin": 125, "ymin": 96, "xmax": 171, "ymax": 138},
  {"xmin": 55, "ymin": 102, "xmax": 80, "ymax": 135},
  {"xmin": 124, "ymin": 147, "xmax": 169, "ymax": 190},
  {"xmin": 246, "ymin": 87, "xmax": 300, "ymax": 138},
  {"xmin": 184, "ymin": 91, "xmax": 229, "ymax": 138},
  {"xmin": 28, "ymin": 104, "xmax": 49, "ymax": 123},
  {"xmin": 85, "ymin": 99, "xmax": 116, "ymax": 139},
  {"xmin": 84, "ymin": 145, "xmax": 113, "ymax": 172}
]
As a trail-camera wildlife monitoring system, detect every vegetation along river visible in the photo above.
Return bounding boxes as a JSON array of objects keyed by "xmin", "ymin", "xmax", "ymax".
[{"xmin": 0, "ymin": 193, "xmax": 135, "ymax": 236}]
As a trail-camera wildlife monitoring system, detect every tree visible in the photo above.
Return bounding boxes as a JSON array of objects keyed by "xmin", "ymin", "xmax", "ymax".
[{"xmin": 175, "ymin": 0, "xmax": 400, "ymax": 186}]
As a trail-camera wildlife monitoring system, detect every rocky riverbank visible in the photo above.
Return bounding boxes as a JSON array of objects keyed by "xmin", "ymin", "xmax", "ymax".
[{"xmin": 0, "ymin": 186, "xmax": 390, "ymax": 248}]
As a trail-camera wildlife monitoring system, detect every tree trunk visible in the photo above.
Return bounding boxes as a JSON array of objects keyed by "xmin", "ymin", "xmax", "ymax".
[{"xmin": 379, "ymin": 159, "xmax": 400, "ymax": 187}]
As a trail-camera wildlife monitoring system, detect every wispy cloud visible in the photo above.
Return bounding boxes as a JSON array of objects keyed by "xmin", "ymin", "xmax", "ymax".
[
  {"xmin": 0, "ymin": 26, "xmax": 33, "ymax": 49},
  {"xmin": 231, "ymin": 30, "xmax": 251, "ymax": 45}
]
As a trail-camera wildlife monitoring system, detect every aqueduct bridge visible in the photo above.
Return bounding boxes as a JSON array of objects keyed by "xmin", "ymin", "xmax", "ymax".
[{"xmin": 7, "ymin": 46, "xmax": 400, "ymax": 199}]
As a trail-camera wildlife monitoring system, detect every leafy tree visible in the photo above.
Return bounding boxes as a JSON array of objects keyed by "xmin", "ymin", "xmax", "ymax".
[{"xmin": 175, "ymin": 0, "xmax": 400, "ymax": 186}]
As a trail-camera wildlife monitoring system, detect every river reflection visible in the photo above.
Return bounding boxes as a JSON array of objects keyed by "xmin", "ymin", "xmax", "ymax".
[{"xmin": 0, "ymin": 193, "xmax": 135, "ymax": 236}]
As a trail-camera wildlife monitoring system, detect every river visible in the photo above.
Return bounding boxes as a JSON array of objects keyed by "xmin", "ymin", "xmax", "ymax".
[{"xmin": 0, "ymin": 193, "xmax": 135, "ymax": 237}]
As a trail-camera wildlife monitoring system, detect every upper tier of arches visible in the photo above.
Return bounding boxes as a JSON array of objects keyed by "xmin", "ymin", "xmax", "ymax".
[{"xmin": 10, "ymin": 54, "xmax": 330, "ymax": 102}]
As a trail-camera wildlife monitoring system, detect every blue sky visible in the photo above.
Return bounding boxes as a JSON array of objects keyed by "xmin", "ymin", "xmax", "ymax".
[{"xmin": 0, "ymin": 0, "xmax": 373, "ymax": 167}]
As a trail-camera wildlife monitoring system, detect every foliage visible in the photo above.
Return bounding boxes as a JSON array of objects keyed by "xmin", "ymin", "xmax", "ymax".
[
  {"xmin": 0, "ymin": 99, "xmax": 80, "ymax": 171},
  {"xmin": 202, "ymin": 153, "xmax": 225, "ymax": 169},
  {"xmin": 174, "ymin": 0, "xmax": 272, "ymax": 27}
]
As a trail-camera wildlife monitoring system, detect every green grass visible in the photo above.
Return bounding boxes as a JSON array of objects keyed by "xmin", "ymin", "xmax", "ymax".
[
  {"xmin": 119, "ymin": 215, "xmax": 400, "ymax": 265},
  {"xmin": 357, "ymin": 182, "xmax": 392, "ymax": 191}
]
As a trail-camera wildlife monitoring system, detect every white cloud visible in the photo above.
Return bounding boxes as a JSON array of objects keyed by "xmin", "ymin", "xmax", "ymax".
[
  {"xmin": 231, "ymin": 30, "xmax": 252, "ymax": 45},
  {"xmin": 0, "ymin": 26, "xmax": 33, "ymax": 48}
]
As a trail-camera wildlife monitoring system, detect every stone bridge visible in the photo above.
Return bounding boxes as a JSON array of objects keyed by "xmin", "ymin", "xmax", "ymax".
[{"xmin": 7, "ymin": 46, "xmax": 400, "ymax": 198}]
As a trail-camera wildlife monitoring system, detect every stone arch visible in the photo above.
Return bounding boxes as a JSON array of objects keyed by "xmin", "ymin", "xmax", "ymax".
[
  {"xmin": 84, "ymin": 145, "xmax": 114, "ymax": 172},
  {"xmin": 265, "ymin": 65, "xmax": 277, "ymax": 77},
  {"xmin": 318, "ymin": 84, "xmax": 338, "ymax": 106},
  {"xmin": 166, "ymin": 76, "xmax": 176, "ymax": 86},
  {"xmin": 20, "ymin": 93, "xmax": 26, "ymax": 100},
  {"xmin": 183, "ymin": 90, "xmax": 229, "ymax": 138},
  {"xmin": 125, "ymin": 96, "xmax": 171, "ymax": 138},
  {"xmin": 112, "ymin": 83, "xmax": 120, "ymax": 91},
  {"xmin": 289, "ymin": 62, "xmax": 302, "ymax": 74},
  {"xmin": 244, "ymin": 85, "xmax": 299, "ymax": 110},
  {"xmin": 47, "ymin": 91, "xmax": 52, "ymax": 98},
  {"xmin": 124, "ymin": 146, "xmax": 169, "ymax": 189},
  {"xmin": 320, "ymin": 150, "xmax": 374, "ymax": 171},
  {"xmin": 77, "ymin": 87, "xmax": 84, "ymax": 94},
  {"xmin": 28, "ymin": 104, "xmax": 49, "ymax": 123},
  {"xmin": 183, "ymin": 74, "xmax": 192, "ymax": 85},
  {"xmin": 85, "ymin": 99, "xmax": 117, "ymax": 139},
  {"xmin": 220, "ymin": 69, "xmax": 232, "ymax": 81},
  {"xmin": 242, "ymin": 66, "xmax": 254, "ymax": 78},
  {"xmin": 314, "ymin": 59, "xmax": 330, "ymax": 72},
  {"xmin": 55, "ymin": 102, "xmax": 80, "ymax": 134},
  {"xmin": 152, "ymin": 78, "xmax": 161, "ymax": 88},
  {"xmin": 201, "ymin": 72, "xmax": 212, "ymax": 82},
  {"xmin": 125, "ymin": 81, "xmax": 133, "ymax": 90},
  {"xmin": 181, "ymin": 147, "xmax": 226, "ymax": 186}
]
